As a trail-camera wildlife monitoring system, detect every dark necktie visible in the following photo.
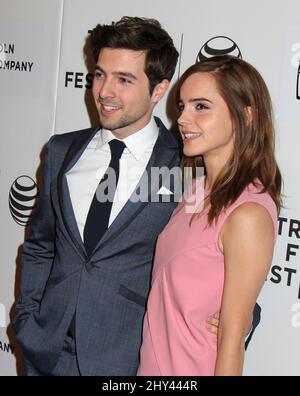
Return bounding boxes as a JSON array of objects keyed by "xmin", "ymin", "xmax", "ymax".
[
  {"xmin": 67, "ymin": 139, "xmax": 126, "ymax": 339},
  {"xmin": 83, "ymin": 139, "xmax": 126, "ymax": 256}
]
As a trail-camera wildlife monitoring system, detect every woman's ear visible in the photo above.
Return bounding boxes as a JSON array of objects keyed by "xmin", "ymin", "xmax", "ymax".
[
  {"xmin": 151, "ymin": 79, "xmax": 170, "ymax": 103},
  {"xmin": 244, "ymin": 106, "xmax": 253, "ymax": 125}
]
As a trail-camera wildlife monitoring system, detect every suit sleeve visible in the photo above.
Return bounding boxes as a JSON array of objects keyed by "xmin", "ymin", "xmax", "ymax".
[
  {"xmin": 245, "ymin": 302, "xmax": 261, "ymax": 350},
  {"xmin": 13, "ymin": 135, "xmax": 57, "ymax": 333}
]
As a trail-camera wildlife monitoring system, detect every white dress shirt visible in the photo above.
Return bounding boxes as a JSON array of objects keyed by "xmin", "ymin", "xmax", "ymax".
[{"xmin": 66, "ymin": 117, "xmax": 159, "ymax": 240}]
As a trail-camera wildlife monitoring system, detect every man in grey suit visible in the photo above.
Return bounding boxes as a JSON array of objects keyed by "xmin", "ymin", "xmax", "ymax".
[
  {"xmin": 13, "ymin": 16, "xmax": 182, "ymax": 376},
  {"xmin": 13, "ymin": 17, "xmax": 258, "ymax": 376}
]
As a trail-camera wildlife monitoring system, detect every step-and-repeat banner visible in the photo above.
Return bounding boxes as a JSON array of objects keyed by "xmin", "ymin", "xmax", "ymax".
[{"xmin": 1, "ymin": 0, "xmax": 299, "ymax": 375}]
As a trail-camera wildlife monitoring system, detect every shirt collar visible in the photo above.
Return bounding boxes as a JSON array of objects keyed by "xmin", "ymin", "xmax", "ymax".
[{"xmin": 95, "ymin": 117, "xmax": 158, "ymax": 160}]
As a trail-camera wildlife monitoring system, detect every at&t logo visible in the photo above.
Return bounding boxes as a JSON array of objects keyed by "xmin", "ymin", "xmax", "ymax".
[
  {"xmin": 196, "ymin": 36, "xmax": 242, "ymax": 62},
  {"xmin": 9, "ymin": 175, "xmax": 39, "ymax": 226}
]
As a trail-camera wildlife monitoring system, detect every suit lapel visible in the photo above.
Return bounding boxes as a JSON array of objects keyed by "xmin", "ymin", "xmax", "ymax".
[
  {"xmin": 90, "ymin": 120, "xmax": 179, "ymax": 259},
  {"xmin": 57, "ymin": 127, "xmax": 100, "ymax": 257}
]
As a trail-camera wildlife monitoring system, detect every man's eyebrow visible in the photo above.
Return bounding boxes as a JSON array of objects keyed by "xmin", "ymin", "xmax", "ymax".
[
  {"xmin": 94, "ymin": 65, "xmax": 104, "ymax": 72},
  {"xmin": 114, "ymin": 71, "xmax": 137, "ymax": 80},
  {"xmin": 94, "ymin": 66, "xmax": 137, "ymax": 80}
]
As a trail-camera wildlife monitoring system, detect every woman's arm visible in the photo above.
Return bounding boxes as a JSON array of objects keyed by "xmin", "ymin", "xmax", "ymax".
[{"xmin": 214, "ymin": 202, "xmax": 275, "ymax": 376}]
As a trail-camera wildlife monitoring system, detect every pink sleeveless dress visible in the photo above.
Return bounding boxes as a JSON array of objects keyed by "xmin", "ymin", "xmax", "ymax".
[{"xmin": 137, "ymin": 179, "xmax": 277, "ymax": 376}]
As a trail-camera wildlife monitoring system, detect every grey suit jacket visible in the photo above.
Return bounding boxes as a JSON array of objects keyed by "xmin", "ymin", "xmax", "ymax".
[{"xmin": 13, "ymin": 117, "xmax": 181, "ymax": 376}]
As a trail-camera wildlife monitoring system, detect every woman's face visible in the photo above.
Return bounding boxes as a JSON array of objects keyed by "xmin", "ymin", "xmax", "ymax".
[{"xmin": 177, "ymin": 72, "xmax": 234, "ymax": 163}]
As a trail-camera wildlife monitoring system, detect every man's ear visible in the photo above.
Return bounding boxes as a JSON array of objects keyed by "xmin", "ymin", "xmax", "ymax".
[{"xmin": 151, "ymin": 79, "xmax": 170, "ymax": 103}]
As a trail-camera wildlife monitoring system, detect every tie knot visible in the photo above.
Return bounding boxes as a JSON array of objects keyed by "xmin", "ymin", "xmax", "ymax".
[{"xmin": 108, "ymin": 139, "xmax": 126, "ymax": 161}]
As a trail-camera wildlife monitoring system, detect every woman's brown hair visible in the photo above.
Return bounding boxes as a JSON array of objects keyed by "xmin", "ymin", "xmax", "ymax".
[{"xmin": 177, "ymin": 55, "xmax": 282, "ymax": 225}]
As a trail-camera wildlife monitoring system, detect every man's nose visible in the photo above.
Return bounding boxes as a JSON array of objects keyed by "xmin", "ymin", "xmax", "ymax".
[{"xmin": 98, "ymin": 78, "xmax": 115, "ymax": 99}]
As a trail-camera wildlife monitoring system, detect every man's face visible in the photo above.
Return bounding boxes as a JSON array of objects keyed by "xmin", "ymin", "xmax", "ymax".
[{"xmin": 92, "ymin": 48, "xmax": 157, "ymax": 138}]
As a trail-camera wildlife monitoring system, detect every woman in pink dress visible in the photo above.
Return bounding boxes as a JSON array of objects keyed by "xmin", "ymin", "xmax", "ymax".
[{"xmin": 137, "ymin": 55, "xmax": 282, "ymax": 376}]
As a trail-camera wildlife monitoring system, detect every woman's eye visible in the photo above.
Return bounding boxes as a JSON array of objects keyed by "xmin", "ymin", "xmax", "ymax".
[
  {"xmin": 177, "ymin": 103, "xmax": 184, "ymax": 113},
  {"xmin": 196, "ymin": 103, "xmax": 208, "ymax": 110}
]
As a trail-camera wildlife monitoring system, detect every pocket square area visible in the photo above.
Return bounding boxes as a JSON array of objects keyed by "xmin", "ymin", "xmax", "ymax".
[{"xmin": 157, "ymin": 186, "xmax": 173, "ymax": 195}]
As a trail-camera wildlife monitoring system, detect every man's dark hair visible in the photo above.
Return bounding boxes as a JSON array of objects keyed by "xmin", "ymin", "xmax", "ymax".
[{"xmin": 90, "ymin": 16, "xmax": 179, "ymax": 94}]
